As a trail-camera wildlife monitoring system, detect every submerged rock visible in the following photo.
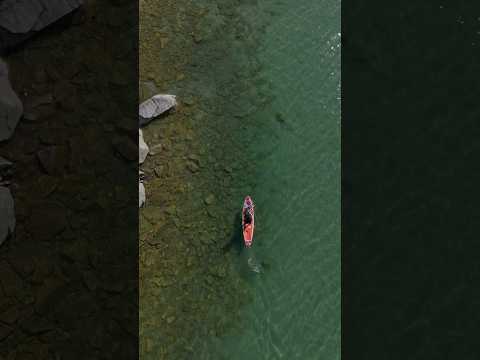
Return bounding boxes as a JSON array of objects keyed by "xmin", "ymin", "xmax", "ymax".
[
  {"xmin": 139, "ymin": 80, "xmax": 158, "ymax": 102},
  {"xmin": 0, "ymin": 60, "xmax": 22, "ymax": 142},
  {"xmin": 139, "ymin": 129, "xmax": 149, "ymax": 164},
  {"xmin": 139, "ymin": 94, "xmax": 176, "ymax": 126},
  {"xmin": 148, "ymin": 143, "xmax": 162, "ymax": 156},
  {"xmin": 153, "ymin": 166, "xmax": 162, "ymax": 178},
  {"xmin": 188, "ymin": 154, "xmax": 201, "ymax": 166},
  {"xmin": 0, "ymin": 186, "xmax": 15, "ymax": 246},
  {"xmin": 204, "ymin": 194, "xmax": 215, "ymax": 205},
  {"xmin": 186, "ymin": 161, "xmax": 199, "ymax": 173}
]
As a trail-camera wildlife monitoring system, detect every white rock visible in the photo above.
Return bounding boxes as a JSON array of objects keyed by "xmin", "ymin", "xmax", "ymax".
[
  {"xmin": 0, "ymin": 59, "xmax": 23, "ymax": 142},
  {"xmin": 139, "ymin": 129, "xmax": 149, "ymax": 164},
  {"xmin": 139, "ymin": 181, "xmax": 145, "ymax": 208},
  {"xmin": 0, "ymin": 186, "xmax": 15, "ymax": 246},
  {"xmin": 139, "ymin": 94, "xmax": 176, "ymax": 126}
]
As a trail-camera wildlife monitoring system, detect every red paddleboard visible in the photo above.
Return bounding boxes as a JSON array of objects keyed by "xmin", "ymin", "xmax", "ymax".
[{"xmin": 242, "ymin": 196, "xmax": 255, "ymax": 247}]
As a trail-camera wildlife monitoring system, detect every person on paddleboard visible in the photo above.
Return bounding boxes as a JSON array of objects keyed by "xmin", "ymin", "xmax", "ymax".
[
  {"xmin": 242, "ymin": 196, "xmax": 255, "ymax": 247},
  {"xmin": 244, "ymin": 207, "xmax": 252, "ymax": 226}
]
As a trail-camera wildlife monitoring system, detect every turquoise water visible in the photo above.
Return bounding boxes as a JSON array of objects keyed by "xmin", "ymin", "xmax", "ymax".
[{"xmin": 189, "ymin": 0, "xmax": 340, "ymax": 358}]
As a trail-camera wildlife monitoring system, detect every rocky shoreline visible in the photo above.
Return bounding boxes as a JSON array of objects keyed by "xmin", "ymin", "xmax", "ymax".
[
  {"xmin": 0, "ymin": 0, "xmax": 82, "ymax": 53},
  {"xmin": 139, "ymin": 1, "xmax": 255, "ymax": 358},
  {"xmin": 139, "ymin": 94, "xmax": 177, "ymax": 208},
  {"xmin": 0, "ymin": 0, "xmax": 256, "ymax": 357},
  {"xmin": 138, "ymin": 76, "xmax": 251, "ymax": 359}
]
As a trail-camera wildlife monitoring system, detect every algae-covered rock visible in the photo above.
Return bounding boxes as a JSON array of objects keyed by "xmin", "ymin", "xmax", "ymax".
[
  {"xmin": 148, "ymin": 143, "xmax": 162, "ymax": 156},
  {"xmin": 142, "ymin": 206, "xmax": 165, "ymax": 223},
  {"xmin": 204, "ymin": 194, "xmax": 215, "ymax": 205},
  {"xmin": 188, "ymin": 154, "xmax": 201, "ymax": 165},
  {"xmin": 139, "ymin": 80, "xmax": 159, "ymax": 102},
  {"xmin": 154, "ymin": 166, "xmax": 163, "ymax": 178},
  {"xmin": 216, "ymin": 265, "xmax": 227, "ymax": 278},
  {"xmin": 140, "ymin": 214, "xmax": 154, "ymax": 236},
  {"xmin": 164, "ymin": 205, "xmax": 176, "ymax": 216},
  {"xmin": 186, "ymin": 161, "xmax": 199, "ymax": 173}
]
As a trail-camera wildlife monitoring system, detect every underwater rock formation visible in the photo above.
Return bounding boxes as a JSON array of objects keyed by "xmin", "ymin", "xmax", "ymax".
[{"xmin": 138, "ymin": 94, "xmax": 176, "ymax": 208}]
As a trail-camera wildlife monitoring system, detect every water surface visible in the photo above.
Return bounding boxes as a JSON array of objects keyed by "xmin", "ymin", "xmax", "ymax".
[{"xmin": 192, "ymin": 0, "xmax": 341, "ymax": 358}]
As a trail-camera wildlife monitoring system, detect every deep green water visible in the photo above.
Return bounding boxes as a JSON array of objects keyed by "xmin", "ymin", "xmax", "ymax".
[{"xmin": 184, "ymin": 0, "xmax": 340, "ymax": 358}]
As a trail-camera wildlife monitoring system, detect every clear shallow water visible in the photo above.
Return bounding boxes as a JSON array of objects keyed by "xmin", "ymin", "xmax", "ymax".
[
  {"xmin": 194, "ymin": 0, "xmax": 341, "ymax": 358},
  {"xmin": 138, "ymin": 0, "xmax": 339, "ymax": 357}
]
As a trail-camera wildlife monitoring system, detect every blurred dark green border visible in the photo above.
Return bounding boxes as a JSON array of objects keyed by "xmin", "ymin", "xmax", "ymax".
[{"xmin": 343, "ymin": 2, "xmax": 480, "ymax": 359}]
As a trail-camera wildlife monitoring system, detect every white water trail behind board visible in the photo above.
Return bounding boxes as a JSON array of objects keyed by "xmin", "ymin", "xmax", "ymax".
[{"xmin": 245, "ymin": 246, "xmax": 263, "ymax": 274}]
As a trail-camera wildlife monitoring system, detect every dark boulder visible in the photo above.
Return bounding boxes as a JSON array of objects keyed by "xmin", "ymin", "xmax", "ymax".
[
  {"xmin": 0, "ymin": 0, "xmax": 83, "ymax": 53},
  {"xmin": 0, "ymin": 59, "xmax": 22, "ymax": 141},
  {"xmin": 0, "ymin": 186, "xmax": 15, "ymax": 246}
]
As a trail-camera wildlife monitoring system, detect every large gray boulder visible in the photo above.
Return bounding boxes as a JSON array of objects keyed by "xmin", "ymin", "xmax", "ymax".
[
  {"xmin": 0, "ymin": 59, "xmax": 22, "ymax": 141},
  {"xmin": 139, "ymin": 94, "xmax": 176, "ymax": 126},
  {"xmin": 0, "ymin": 0, "xmax": 83, "ymax": 52},
  {"xmin": 0, "ymin": 186, "xmax": 15, "ymax": 246},
  {"xmin": 0, "ymin": 0, "xmax": 82, "ymax": 33}
]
